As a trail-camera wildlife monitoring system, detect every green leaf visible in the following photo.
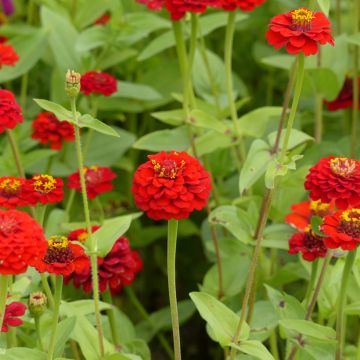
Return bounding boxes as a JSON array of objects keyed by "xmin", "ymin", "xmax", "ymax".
[
  {"xmin": 74, "ymin": 0, "xmax": 111, "ymax": 28},
  {"xmin": 151, "ymin": 109, "xmax": 184, "ymax": 126},
  {"xmin": 115, "ymin": 81, "xmax": 162, "ymax": 101},
  {"xmin": 76, "ymin": 26, "xmax": 107, "ymax": 52},
  {"xmin": 347, "ymin": 33, "xmax": 360, "ymax": 46},
  {"xmin": 189, "ymin": 109, "xmax": 229, "ymax": 133},
  {"xmin": 267, "ymin": 129, "xmax": 314, "ymax": 151},
  {"xmin": 310, "ymin": 216, "xmax": 325, "ymax": 236},
  {"xmin": 260, "ymin": 55, "xmax": 295, "ymax": 70},
  {"xmin": 61, "ymin": 300, "xmax": 112, "ymax": 317},
  {"xmin": 23, "ymin": 149, "xmax": 57, "ymax": 170},
  {"xmin": 194, "ymin": 130, "xmax": 233, "ymax": 157},
  {"xmin": 0, "ymin": 348, "xmax": 47, "ymax": 360},
  {"xmin": 123, "ymin": 339, "xmax": 151, "ymax": 360},
  {"xmin": 304, "ymin": 68, "xmax": 341, "ymax": 100},
  {"xmin": 317, "ymin": 0, "xmax": 330, "ymax": 15},
  {"xmin": 103, "ymin": 355, "xmax": 142, "ymax": 360},
  {"xmin": 230, "ymin": 341, "xmax": 274, "ymax": 360},
  {"xmin": 33, "ymin": 99, "xmax": 74, "ymax": 122},
  {"xmin": 262, "ymin": 224, "xmax": 294, "ymax": 250},
  {"xmin": 54, "ymin": 317, "xmax": 76, "ymax": 358},
  {"xmin": 95, "ymin": 213, "xmax": 142, "ymax": 257},
  {"xmin": 78, "ymin": 114, "xmax": 120, "ymax": 137},
  {"xmin": 190, "ymin": 291, "xmax": 250, "ymax": 347},
  {"xmin": 45, "ymin": 209, "xmax": 69, "ymax": 238}
]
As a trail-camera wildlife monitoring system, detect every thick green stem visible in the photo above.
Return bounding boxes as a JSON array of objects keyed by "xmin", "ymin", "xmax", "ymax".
[
  {"xmin": 71, "ymin": 97, "xmax": 105, "ymax": 357},
  {"xmin": 95, "ymin": 197, "xmax": 105, "ymax": 225},
  {"xmin": 47, "ymin": 276, "xmax": 63, "ymax": 360},
  {"xmin": 40, "ymin": 274, "xmax": 55, "ymax": 309},
  {"xmin": 65, "ymin": 190, "xmax": 76, "ymax": 215},
  {"xmin": 167, "ymin": 219, "xmax": 181, "ymax": 360},
  {"xmin": 304, "ymin": 259, "xmax": 319, "ymax": 308},
  {"xmin": 102, "ymin": 289, "xmax": 120, "ymax": 347},
  {"xmin": 336, "ymin": 249, "xmax": 357, "ymax": 360},
  {"xmin": 35, "ymin": 316, "xmax": 44, "ymax": 351},
  {"xmin": 6, "ymin": 130, "xmax": 25, "ymax": 178},
  {"xmin": 0, "ymin": 275, "xmax": 8, "ymax": 334}
]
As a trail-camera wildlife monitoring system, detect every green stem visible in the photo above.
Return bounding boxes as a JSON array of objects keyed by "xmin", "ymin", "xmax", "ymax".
[
  {"xmin": 47, "ymin": 276, "xmax": 63, "ymax": 360},
  {"xmin": 35, "ymin": 204, "xmax": 47, "ymax": 227},
  {"xmin": 65, "ymin": 190, "xmax": 76, "ymax": 215},
  {"xmin": 6, "ymin": 130, "xmax": 25, "ymax": 178},
  {"xmin": 0, "ymin": 275, "xmax": 8, "ymax": 334},
  {"xmin": 304, "ymin": 259, "xmax": 319, "ymax": 308},
  {"xmin": 167, "ymin": 219, "xmax": 181, "ymax": 360},
  {"xmin": 95, "ymin": 197, "xmax": 105, "ymax": 225},
  {"xmin": 35, "ymin": 316, "xmax": 44, "ymax": 351},
  {"xmin": 102, "ymin": 289, "xmax": 120, "ymax": 347},
  {"xmin": 71, "ymin": 97, "xmax": 105, "ymax": 357},
  {"xmin": 269, "ymin": 330, "xmax": 280, "ymax": 360},
  {"xmin": 314, "ymin": 93, "xmax": 323, "ymax": 143},
  {"xmin": 40, "ymin": 274, "xmax": 55, "ymax": 309},
  {"xmin": 336, "ymin": 249, "xmax": 357, "ymax": 360}
]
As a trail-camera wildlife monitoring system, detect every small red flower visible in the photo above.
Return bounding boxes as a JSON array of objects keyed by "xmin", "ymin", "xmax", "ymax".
[
  {"xmin": 220, "ymin": 0, "xmax": 265, "ymax": 12},
  {"xmin": 0, "ymin": 210, "xmax": 47, "ymax": 275},
  {"xmin": 304, "ymin": 156, "xmax": 360, "ymax": 210},
  {"xmin": 25, "ymin": 175, "xmax": 64, "ymax": 205},
  {"xmin": 132, "ymin": 151, "xmax": 211, "ymax": 220},
  {"xmin": 137, "ymin": 0, "xmax": 165, "ymax": 11},
  {"xmin": 0, "ymin": 43, "xmax": 19, "ymax": 67},
  {"xmin": 31, "ymin": 112, "xmax": 75, "ymax": 150},
  {"xmin": 65, "ymin": 228, "xmax": 142, "ymax": 294},
  {"xmin": 34, "ymin": 235, "xmax": 90, "ymax": 276},
  {"xmin": 288, "ymin": 226, "xmax": 327, "ymax": 261},
  {"xmin": 322, "ymin": 209, "xmax": 360, "ymax": 250},
  {"xmin": 80, "ymin": 71, "xmax": 117, "ymax": 96},
  {"xmin": 94, "ymin": 13, "xmax": 111, "ymax": 25},
  {"xmin": 0, "ymin": 89, "xmax": 23, "ymax": 133},
  {"xmin": 1, "ymin": 302, "xmax": 26, "ymax": 332},
  {"xmin": 266, "ymin": 8, "xmax": 334, "ymax": 56},
  {"xmin": 0, "ymin": 36, "xmax": 8, "ymax": 44},
  {"xmin": 67, "ymin": 166, "xmax": 117, "ymax": 200},
  {"xmin": 0, "ymin": 176, "xmax": 31, "ymax": 209},
  {"xmin": 285, "ymin": 199, "xmax": 334, "ymax": 231},
  {"xmin": 165, "ymin": 0, "xmax": 220, "ymax": 20},
  {"xmin": 68, "ymin": 226, "xmax": 100, "ymax": 244}
]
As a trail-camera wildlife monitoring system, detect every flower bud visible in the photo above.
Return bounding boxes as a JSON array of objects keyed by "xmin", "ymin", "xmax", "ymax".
[
  {"xmin": 28, "ymin": 291, "xmax": 47, "ymax": 317},
  {"xmin": 65, "ymin": 70, "xmax": 81, "ymax": 98}
]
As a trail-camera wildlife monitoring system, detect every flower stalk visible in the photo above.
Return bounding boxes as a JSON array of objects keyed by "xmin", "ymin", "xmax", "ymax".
[{"xmin": 0, "ymin": 275, "xmax": 8, "ymax": 334}]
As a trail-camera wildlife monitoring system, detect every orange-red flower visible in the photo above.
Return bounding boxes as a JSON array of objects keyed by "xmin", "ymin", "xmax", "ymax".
[
  {"xmin": 220, "ymin": 0, "xmax": 265, "ymax": 11},
  {"xmin": 34, "ymin": 235, "xmax": 90, "ymax": 276},
  {"xmin": 0, "ymin": 43, "xmax": 18, "ymax": 67},
  {"xmin": 0, "ymin": 89, "xmax": 23, "ymax": 133},
  {"xmin": 67, "ymin": 166, "xmax": 117, "ymax": 199},
  {"xmin": 132, "ymin": 151, "xmax": 211, "ymax": 220},
  {"xmin": 165, "ymin": 0, "xmax": 220, "ymax": 20},
  {"xmin": 80, "ymin": 71, "xmax": 117, "ymax": 96},
  {"xmin": 1, "ymin": 302, "xmax": 26, "ymax": 332},
  {"xmin": 266, "ymin": 8, "xmax": 334, "ymax": 56},
  {"xmin": 25, "ymin": 175, "xmax": 64, "ymax": 205},
  {"xmin": 304, "ymin": 156, "xmax": 360, "ymax": 210},
  {"xmin": 322, "ymin": 209, "xmax": 360, "ymax": 250},
  {"xmin": 288, "ymin": 226, "xmax": 327, "ymax": 261},
  {"xmin": 94, "ymin": 13, "xmax": 111, "ymax": 25},
  {"xmin": 0, "ymin": 176, "xmax": 30, "ymax": 209},
  {"xmin": 0, "ymin": 210, "xmax": 47, "ymax": 274},
  {"xmin": 31, "ymin": 112, "xmax": 75, "ymax": 150}
]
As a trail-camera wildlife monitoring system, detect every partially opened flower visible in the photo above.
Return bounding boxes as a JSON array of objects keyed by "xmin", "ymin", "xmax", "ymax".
[
  {"xmin": 0, "ymin": 176, "xmax": 31, "ymax": 209},
  {"xmin": 80, "ymin": 71, "xmax": 117, "ymax": 96},
  {"xmin": 26, "ymin": 175, "xmax": 64, "ymax": 205},
  {"xmin": 288, "ymin": 226, "xmax": 327, "ymax": 261},
  {"xmin": 31, "ymin": 112, "xmax": 75, "ymax": 150},
  {"xmin": 67, "ymin": 166, "xmax": 117, "ymax": 199},
  {"xmin": 0, "ymin": 210, "xmax": 47, "ymax": 274},
  {"xmin": 34, "ymin": 235, "xmax": 90, "ymax": 276},
  {"xmin": 322, "ymin": 209, "xmax": 360, "ymax": 251},
  {"xmin": 132, "ymin": 151, "xmax": 211, "ymax": 220},
  {"xmin": 1, "ymin": 302, "xmax": 26, "ymax": 332},
  {"xmin": 220, "ymin": 0, "xmax": 266, "ymax": 12},
  {"xmin": 0, "ymin": 43, "xmax": 18, "ymax": 67},
  {"xmin": 266, "ymin": 8, "xmax": 334, "ymax": 56},
  {"xmin": 304, "ymin": 156, "xmax": 360, "ymax": 210},
  {"xmin": 0, "ymin": 89, "xmax": 23, "ymax": 133}
]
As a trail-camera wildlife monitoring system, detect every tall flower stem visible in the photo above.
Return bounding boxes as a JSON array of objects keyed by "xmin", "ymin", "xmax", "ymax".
[
  {"xmin": 6, "ymin": 130, "xmax": 25, "ymax": 178},
  {"xmin": 336, "ymin": 0, "xmax": 342, "ymax": 35},
  {"xmin": 0, "ymin": 275, "xmax": 8, "ymax": 333},
  {"xmin": 304, "ymin": 259, "xmax": 319, "ymax": 308},
  {"xmin": 35, "ymin": 316, "xmax": 44, "ymax": 351},
  {"xmin": 71, "ymin": 97, "xmax": 105, "ymax": 357},
  {"xmin": 336, "ymin": 249, "xmax": 357, "ymax": 360},
  {"xmin": 167, "ymin": 219, "xmax": 181, "ymax": 360},
  {"xmin": 102, "ymin": 289, "xmax": 120, "ymax": 347},
  {"xmin": 229, "ymin": 54, "xmax": 306, "ymax": 360},
  {"xmin": 47, "ymin": 275, "xmax": 63, "ymax": 360}
]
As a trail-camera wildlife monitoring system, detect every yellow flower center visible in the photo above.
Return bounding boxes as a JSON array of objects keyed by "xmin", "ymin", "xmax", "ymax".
[
  {"xmin": 48, "ymin": 235, "xmax": 69, "ymax": 249},
  {"xmin": 0, "ymin": 178, "xmax": 21, "ymax": 195},
  {"xmin": 151, "ymin": 159, "xmax": 186, "ymax": 179},
  {"xmin": 291, "ymin": 8, "xmax": 315, "ymax": 27},
  {"xmin": 33, "ymin": 175, "xmax": 56, "ymax": 194},
  {"xmin": 77, "ymin": 232, "xmax": 89, "ymax": 243},
  {"xmin": 341, "ymin": 209, "xmax": 360, "ymax": 224},
  {"xmin": 84, "ymin": 166, "xmax": 99, "ymax": 173},
  {"xmin": 310, "ymin": 200, "xmax": 330, "ymax": 216},
  {"xmin": 329, "ymin": 157, "xmax": 356, "ymax": 177}
]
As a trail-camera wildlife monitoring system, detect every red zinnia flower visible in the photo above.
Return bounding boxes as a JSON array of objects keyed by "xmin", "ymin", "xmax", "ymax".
[
  {"xmin": 322, "ymin": 209, "xmax": 360, "ymax": 250},
  {"xmin": 65, "ymin": 228, "xmax": 142, "ymax": 294},
  {"xmin": 0, "ymin": 176, "xmax": 31, "ymax": 209},
  {"xmin": 266, "ymin": 8, "xmax": 334, "ymax": 56},
  {"xmin": 80, "ymin": 71, "xmax": 117, "ymax": 96},
  {"xmin": 0, "ymin": 43, "xmax": 19, "ymax": 67},
  {"xmin": 0, "ymin": 210, "xmax": 47, "ymax": 275},
  {"xmin": 220, "ymin": 0, "xmax": 265, "ymax": 12},
  {"xmin": 0, "ymin": 89, "xmax": 23, "ymax": 133},
  {"xmin": 34, "ymin": 235, "xmax": 90, "ymax": 276},
  {"xmin": 31, "ymin": 112, "xmax": 75, "ymax": 150},
  {"xmin": 1, "ymin": 302, "xmax": 26, "ymax": 332},
  {"xmin": 132, "ymin": 151, "xmax": 211, "ymax": 220},
  {"xmin": 94, "ymin": 13, "xmax": 111, "ymax": 25},
  {"xmin": 304, "ymin": 156, "xmax": 360, "ymax": 210},
  {"xmin": 67, "ymin": 166, "xmax": 117, "ymax": 199},
  {"xmin": 68, "ymin": 225, "xmax": 100, "ymax": 243},
  {"xmin": 288, "ymin": 226, "xmax": 327, "ymax": 261},
  {"xmin": 25, "ymin": 175, "xmax": 64, "ymax": 205},
  {"xmin": 285, "ymin": 199, "xmax": 334, "ymax": 231},
  {"xmin": 137, "ymin": 0, "xmax": 165, "ymax": 11},
  {"xmin": 165, "ymin": 0, "xmax": 220, "ymax": 20}
]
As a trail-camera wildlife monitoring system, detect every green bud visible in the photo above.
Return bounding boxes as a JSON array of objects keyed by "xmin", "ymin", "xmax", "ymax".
[
  {"xmin": 65, "ymin": 70, "xmax": 81, "ymax": 98},
  {"xmin": 29, "ymin": 291, "xmax": 47, "ymax": 317}
]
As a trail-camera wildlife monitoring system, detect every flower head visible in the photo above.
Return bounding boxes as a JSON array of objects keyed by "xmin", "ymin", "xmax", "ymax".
[
  {"xmin": 68, "ymin": 226, "xmax": 100, "ymax": 244},
  {"xmin": 0, "ymin": 89, "xmax": 23, "ymax": 133},
  {"xmin": 322, "ymin": 209, "xmax": 360, "ymax": 250},
  {"xmin": 0, "ymin": 43, "xmax": 18, "ymax": 67},
  {"xmin": 67, "ymin": 166, "xmax": 117, "ymax": 199},
  {"xmin": 325, "ymin": 77, "xmax": 360, "ymax": 111},
  {"xmin": 34, "ymin": 235, "xmax": 90, "ymax": 276},
  {"xmin": 65, "ymin": 228, "xmax": 142, "ymax": 294},
  {"xmin": 26, "ymin": 175, "xmax": 64, "ymax": 205},
  {"xmin": 80, "ymin": 71, "xmax": 117, "ymax": 96},
  {"xmin": 0, "ymin": 176, "xmax": 31, "ymax": 209},
  {"xmin": 132, "ymin": 151, "xmax": 211, "ymax": 220},
  {"xmin": 1, "ymin": 302, "xmax": 26, "ymax": 332},
  {"xmin": 0, "ymin": 210, "xmax": 47, "ymax": 274},
  {"xmin": 266, "ymin": 8, "xmax": 334, "ymax": 56},
  {"xmin": 165, "ymin": 0, "xmax": 220, "ymax": 20},
  {"xmin": 220, "ymin": 0, "xmax": 266, "ymax": 12},
  {"xmin": 31, "ymin": 112, "xmax": 75, "ymax": 150},
  {"xmin": 28, "ymin": 292, "xmax": 47, "ymax": 317},
  {"xmin": 304, "ymin": 156, "xmax": 360, "ymax": 210}
]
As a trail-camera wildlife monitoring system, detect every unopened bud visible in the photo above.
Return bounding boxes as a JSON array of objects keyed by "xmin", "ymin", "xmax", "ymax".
[
  {"xmin": 29, "ymin": 292, "xmax": 47, "ymax": 317},
  {"xmin": 65, "ymin": 70, "xmax": 81, "ymax": 97}
]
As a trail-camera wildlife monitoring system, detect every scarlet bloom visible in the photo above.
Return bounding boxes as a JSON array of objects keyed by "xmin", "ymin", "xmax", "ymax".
[
  {"xmin": 132, "ymin": 151, "xmax": 211, "ymax": 220},
  {"xmin": 220, "ymin": 0, "xmax": 266, "ymax": 12},
  {"xmin": 304, "ymin": 156, "xmax": 360, "ymax": 210},
  {"xmin": 0, "ymin": 176, "xmax": 31, "ymax": 209},
  {"xmin": 34, "ymin": 235, "xmax": 90, "ymax": 276},
  {"xmin": 165, "ymin": 0, "xmax": 220, "ymax": 20},
  {"xmin": 25, "ymin": 175, "xmax": 64, "ymax": 205},
  {"xmin": 137, "ymin": 0, "xmax": 165, "ymax": 11},
  {"xmin": 0, "ymin": 43, "xmax": 19, "ymax": 67},
  {"xmin": 285, "ymin": 199, "xmax": 334, "ymax": 231},
  {"xmin": 1, "ymin": 302, "xmax": 26, "ymax": 332},
  {"xmin": 266, "ymin": 8, "xmax": 334, "ymax": 56},
  {"xmin": 65, "ymin": 228, "xmax": 142, "ymax": 294},
  {"xmin": 0, "ymin": 89, "xmax": 23, "ymax": 133},
  {"xmin": 322, "ymin": 209, "xmax": 360, "ymax": 250},
  {"xmin": 31, "ymin": 112, "xmax": 75, "ymax": 150},
  {"xmin": 0, "ymin": 210, "xmax": 47, "ymax": 275},
  {"xmin": 67, "ymin": 166, "xmax": 117, "ymax": 199},
  {"xmin": 68, "ymin": 225, "xmax": 100, "ymax": 243},
  {"xmin": 94, "ymin": 13, "xmax": 111, "ymax": 25},
  {"xmin": 80, "ymin": 71, "xmax": 117, "ymax": 96},
  {"xmin": 288, "ymin": 226, "xmax": 327, "ymax": 261}
]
